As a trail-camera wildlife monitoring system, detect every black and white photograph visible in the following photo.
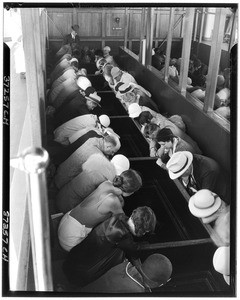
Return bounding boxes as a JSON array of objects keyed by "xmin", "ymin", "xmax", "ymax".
[{"xmin": 2, "ymin": 1, "xmax": 238, "ymax": 297}]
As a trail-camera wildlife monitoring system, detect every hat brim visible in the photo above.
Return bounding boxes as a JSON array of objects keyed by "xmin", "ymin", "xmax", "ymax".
[
  {"xmin": 85, "ymin": 96, "xmax": 101, "ymax": 107},
  {"xmin": 188, "ymin": 195, "xmax": 221, "ymax": 218},
  {"xmin": 129, "ymin": 111, "xmax": 140, "ymax": 118},
  {"xmin": 223, "ymin": 274, "xmax": 230, "ymax": 285},
  {"xmin": 168, "ymin": 151, "xmax": 193, "ymax": 180}
]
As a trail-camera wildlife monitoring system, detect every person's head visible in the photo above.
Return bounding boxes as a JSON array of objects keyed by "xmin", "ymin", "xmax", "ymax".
[
  {"xmin": 143, "ymin": 123, "xmax": 160, "ymax": 139},
  {"xmin": 112, "ymin": 169, "xmax": 142, "ymax": 196},
  {"xmin": 140, "ymin": 254, "xmax": 172, "ymax": 289},
  {"xmin": 70, "ymin": 60, "xmax": 79, "ymax": 71},
  {"xmin": 102, "ymin": 133, "xmax": 121, "ymax": 156},
  {"xmin": 129, "ymin": 206, "xmax": 156, "ymax": 236},
  {"xmin": 77, "ymin": 76, "xmax": 92, "ymax": 91},
  {"xmin": 84, "ymin": 87, "xmax": 101, "ymax": 110},
  {"xmin": 94, "ymin": 49, "xmax": 104, "ymax": 62},
  {"xmin": 156, "ymin": 128, "xmax": 175, "ymax": 149},
  {"xmin": 103, "ymin": 46, "xmax": 111, "ymax": 56},
  {"xmin": 138, "ymin": 111, "xmax": 153, "ymax": 126},
  {"xmin": 117, "ymin": 83, "xmax": 136, "ymax": 102},
  {"xmin": 111, "ymin": 67, "xmax": 122, "ymax": 82},
  {"xmin": 166, "ymin": 151, "xmax": 193, "ymax": 180},
  {"xmin": 188, "ymin": 189, "xmax": 223, "ymax": 224},
  {"xmin": 71, "ymin": 24, "xmax": 79, "ymax": 36}
]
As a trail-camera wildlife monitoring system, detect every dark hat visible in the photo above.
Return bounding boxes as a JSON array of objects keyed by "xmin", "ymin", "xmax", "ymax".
[
  {"xmin": 71, "ymin": 24, "xmax": 79, "ymax": 31},
  {"xmin": 131, "ymin": 206, "xmax": 156, "ymax": 237},
  {"xmin": 141, "ymin": 254, "xmax": 172, "ymax": 287},
  {"xmin": 156, "ymin": 128, "xmax": 174, "ymax": 142},
  {"xmin": 85, "ymin": 86, "xmax": 101, "ymax": 107}
]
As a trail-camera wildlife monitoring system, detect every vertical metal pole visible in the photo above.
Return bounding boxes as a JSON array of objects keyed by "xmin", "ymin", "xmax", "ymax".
[
  {"xmin": 203, "ymin": 8, "xmax": 227, "ymax": 113},
  {"xmin": 11, "ymin": 147, "xmax": 53, "ymax": 291},
  {"xmin": 179, "ymin": 8, "xmax": 194, "ymax": 96},
  {"xmin": 164, "ymin": 8, "xmax": 175, "ymax": 83},
  {"xmin": 145, "ymin": 7, "xmax": 154, "ymax": 66}
]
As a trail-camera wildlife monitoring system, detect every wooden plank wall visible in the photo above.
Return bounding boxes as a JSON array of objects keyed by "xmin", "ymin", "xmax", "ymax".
[{"xmin": 46, "ymin": 7, "xmax": 183, "ymax": 54}]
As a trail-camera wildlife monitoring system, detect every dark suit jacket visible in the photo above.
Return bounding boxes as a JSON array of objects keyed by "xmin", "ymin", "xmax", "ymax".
[
  {"xmin": 63, "ymin": 213, "xmax": 143, "ymax": 287},
  {"xmin": 192, "ymin": 154, "xmax": 230, "ymax": 204},
  {"xmin": 63, "ymin": 34, "xmax": 80, "ymax": 46},
  {"xmin": 54, "ymin": 93, "xmax": 90, "ymax": 128}
]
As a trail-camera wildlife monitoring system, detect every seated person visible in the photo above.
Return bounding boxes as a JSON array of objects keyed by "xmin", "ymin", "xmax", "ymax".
[
  {"xmin": 58, "ymin": 169, "xmax": 142, "ymax": 251},
  {"xmin": 111, "ymin": 66, "xmax": 137, "ymax": 86},
  {"xmin": 151, "ymin": 48, "xmax": 165, "ymax": 71},
  {"xmin": 117, "ymin": 82, "xmax": 159, "ymax": 113},
  {"xmin": 48, "ymin": 60, "xmax": 79, "ymax": 104},
  {"xmin": 95, "ymin": 57, "xmax": 108, "ymax": 75},
  {"xmin": 215, "ymin": 106, "xmax": 230, "ymax": 121},
  {"xmin": 62, "ymin": 206, "xmax": 156, "ymax": 287},
  {"xmin": 54, "ymin": 130, "xmax": 121, "ymax": 188},
  {"xmin": 53, "ymin": 86, "xmax": 101, "ymax": 128},
  {"xmin": 190, "ymin": 58, "xmax": 207, "ymax": 87},
  {"xmin": 103, "ymin": 46, "xmax": 116, "ymax": 65},
  {"xmin": 159, "ymin": 58, "xmax": 179, "ymax": 81},
  {"xmin": 53, "ymin": 114, "xmax": 110, "ymax": 145},
  {"xmin": 155, "ymin": 128, "xmax": 198, "ymax": 169},
  {"xmin": 142, "ymin": 119, "xmax": 202, "ymax": 157},
  {"xmin": 50, "ymin": 56, "xmax": 78, "ymax": 85},
  {"xmin": 56, "ymin": 153, "xmax": 130, "ymax": 213},
  {"xmin": 79, "ymin": 253, "xmax": 172, "ymax": 293},
  {"xmin": 166, "ymin": 151, "xmax": 231, "ymax": 204},
  {"xmin": 55, "ymin": 44, "xmax": 72, "ymax": 61}
]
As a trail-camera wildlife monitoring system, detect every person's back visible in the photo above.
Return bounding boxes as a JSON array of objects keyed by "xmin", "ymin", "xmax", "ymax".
[
  {"xmin": 53, "ymin": 114, "xmax": 97, "ymax": 145},
  {"xmin": 54, "ymin": 92, "xmax": 90, "ymax": 128},
  {"xmin": 192, "ymin": 154, "xmax": 230, "ymax": 204},
  {"xmin": 54, "ymin": 136, "xmax": 104, "ymax": 188}
]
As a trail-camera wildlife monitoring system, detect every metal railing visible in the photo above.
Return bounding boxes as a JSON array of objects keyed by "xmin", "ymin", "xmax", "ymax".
[{"xmin": 10, "ymin": 147, "xmax": 53, "ymax": 291}]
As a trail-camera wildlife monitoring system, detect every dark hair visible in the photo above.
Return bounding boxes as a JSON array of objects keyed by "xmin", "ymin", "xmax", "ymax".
[
  {"xmin": 70, "ymin": 61, "xmax": 78, "ymax": 69},
  {"xmin": 138, "ymin": 111, "xmax": 153, "ymax": 125},
  {"xmin": 143, "ymin": 123, "xmax": 159, "ymax": 137},
  {"xmin": 131, "ymin": 206, "xmax": 156, "ymax": 237},
  {"xmin": 156, "ymin": 128, "xmax": 174, "ymax": 143},
  {"xmin": 94, "ymin": 49, "xmax": 104, "ymax": 57},
  {"xmin": 113, "ymin": 169, "xmax": 142, "ymax": 193}
]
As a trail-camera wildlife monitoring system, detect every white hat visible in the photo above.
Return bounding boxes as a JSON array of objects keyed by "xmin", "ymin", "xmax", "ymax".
[
  {"xmin": 111, "ymin": 67, "xmax": 122, "ymax": 79},
  {"xmin": 99, "ymin": 114, "xmax": 110, "ymax": 128},
  {"xmin": 191, "ymin": 89, "xmax": 205, "ymax": 100},
  {"xmin": 117, "ymin": 82, "xmax": 134, "ymax": 95},
  {"xmin": 128, "ymin": 103, "xmax": 142, "ymax": 118},
  {"xmin": 77, "ymin": 76, "xmax": 92, "ymax": 90},
  {"xmin": 69, "ymin": 57, "xmax": 78, "ymax": 64},
  {"xmin": 111, "ymin": 154, "xmax": 130, "ymax": 175},
  {"xmin": 213, "ymin": 246, "xmax": 230, "ymax": 285},
  {"xmin": 96, "ymin": 58, "xmax": 107, "ymax": 70},
  {"xmin": 85, "ymin": 92, "xmax": 101, "ymax": 107},
  {"xmin": 188, "ymin": 189, "xmax": 222, "ymax": 218},
  {"xmin": 166, "ymin": 151, "xmax": 193, "ymax": 180}
]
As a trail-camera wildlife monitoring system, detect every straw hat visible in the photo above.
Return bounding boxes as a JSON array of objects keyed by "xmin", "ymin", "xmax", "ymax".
[
  {"xmin": 166, "ymin": 151, "xmax": 193, "ymax": 180},
  {"xmin": 188, "ymin": 189, "xmax": 221, "ymax": 218},
  {"xmin": 213, "ymin": 246, "xmax": 230, "ymax": 285},
  {"xmin": 128, "ymin": 103, "xmax": 142, "ymax": 118}
]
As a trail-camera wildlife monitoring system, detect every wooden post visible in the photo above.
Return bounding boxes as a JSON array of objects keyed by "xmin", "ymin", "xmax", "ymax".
[
  {"xmin": 228, "ymin": 9, "xmax": 237, "ymax": 52},
  {"xmin": 164, "ymin": 7, "xmax": 175, "ymax": 83},
  {"xmin": 124, "ymin": 7, "xmax": 129, "ymax": 48},
  {"xmin": 139, "ymin": 7, "xmax": 146, "ymax": 64},
  {"xmin": 21, "ymin": 8, "xmax": 42, "ymax": 147},
  {"xmin": 145, "ymin": 7, "xmax": 154, "ymax": 66},
  {"xmin": 179, "ymin": 8, "xmax": 194, "ymax": 96},
  {"xmin": 101, "ymin": 9, "xmax": 106, "ymax": 49},
  {"xmin": 203, "ymin": 8, "xmax": 227, "ymax": 113}
]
